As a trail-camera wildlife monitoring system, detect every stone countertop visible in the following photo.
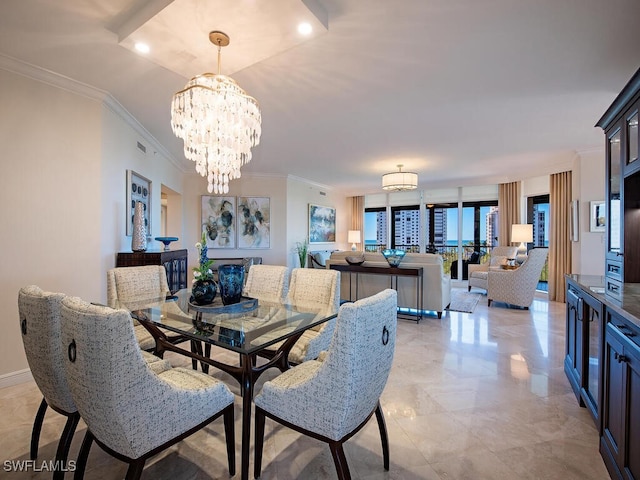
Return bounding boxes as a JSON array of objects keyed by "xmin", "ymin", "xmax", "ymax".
[{"xmin": 566, "ymin": 274, "xmax": 640, "ymax": 329}]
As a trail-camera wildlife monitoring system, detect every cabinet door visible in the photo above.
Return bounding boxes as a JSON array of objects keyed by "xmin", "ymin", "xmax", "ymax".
[
  {"xmin": 582, "ymin": 293, "xmax": 602, "ymax": 424},
  {"xmin": 624, "ymin": 107, "xmax": 639, "ymax": 176},
  {"xmin": 607, "ymin": 128, "xmax": 622, "ymax": 262},
  {"xmin": 602, "ymin": 322, "xmax": 625, "ymax": 472},
  {"xmin": 565, "ymin": 286, "xmax": 584, "ymax": 405}
]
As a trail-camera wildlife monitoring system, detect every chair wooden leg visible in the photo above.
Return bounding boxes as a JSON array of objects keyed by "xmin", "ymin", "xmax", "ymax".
[
  {"xmin": 74, "ymin": 431, "xmax": 94, "ymax": 480},
  {"xmin": 125, "ymin": 459, "xmax": 146, "ymax": 480},
  {"xmin": 52, "ymin": 412, "xmax": 81, "ymax": 480},
  {"xmin": 374, "ymin": 402, "xmax": 390, "ymax": 471},
  {"xmin": 30, "ymin": 398, "xmax": 48, "ymax": 459},
  {"xmin": 254, "ymin": 407, "xmax": 266, "ymax": 479},
  {"xmin": 223, "ymin": 405, "xmax": 236, "ymax": 476},
  {"xmin": 329, "ymin": 441, "xmax": 351, "ymax": 480},
  {"xmin": 488, "ymin": 299, "xmax": 492, "ymax": 306}
]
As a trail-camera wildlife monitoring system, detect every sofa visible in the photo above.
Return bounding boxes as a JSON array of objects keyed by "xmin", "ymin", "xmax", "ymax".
[{"xmin": 326, "ymin": 251, "xmax": 451, "ymax": 318}]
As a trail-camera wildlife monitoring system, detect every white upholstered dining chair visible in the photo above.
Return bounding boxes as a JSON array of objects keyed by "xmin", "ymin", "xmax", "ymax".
[
  {"xmin": 59, "ymin": 296, "xmax": 236, "ymax": 479},
  {"xmin": 17, "ymin": 285, "xmax": 80, "ymax": 480},
  {"xmin": 242, "ymin": 264, "xmax": 289, "ymax": 303},
  {"xmin": 254, "ymin": 288, "xmax": 398, "ymax": 480}
]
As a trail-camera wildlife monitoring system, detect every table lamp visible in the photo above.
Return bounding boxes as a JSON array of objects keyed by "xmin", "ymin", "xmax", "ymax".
[
  {"xmin": 511, "ymin": 224, "xmax": 533, "ymax": 261},
  {"xmin": 348, "ymin": 230, "xmax": 361, "ymax": 251}
]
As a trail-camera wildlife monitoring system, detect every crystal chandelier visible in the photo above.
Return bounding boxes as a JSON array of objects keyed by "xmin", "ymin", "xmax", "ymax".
[
  {"xmin": 382, "ymin": 164, "xmax": 418, "ymax": 191},
  {"xmin": 171, "ymin": 31, "xmax": 262, "ymax": 194}
]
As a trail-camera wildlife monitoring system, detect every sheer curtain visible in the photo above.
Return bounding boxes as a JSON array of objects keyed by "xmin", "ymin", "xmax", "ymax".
[
  {"xmin": 498, "ymin": 182, "xmax": 520, "ymax": 245},
  {"xmin": 549, "ymin": 171, "xmax": 572, "ymax": 302}
]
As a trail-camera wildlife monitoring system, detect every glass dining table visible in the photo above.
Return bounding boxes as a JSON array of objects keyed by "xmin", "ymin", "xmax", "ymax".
[{"xmin": 121, "ymin": 289, "xmax": 338, "ymax": 480}]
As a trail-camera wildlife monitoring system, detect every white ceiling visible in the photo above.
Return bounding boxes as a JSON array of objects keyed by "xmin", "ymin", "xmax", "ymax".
[{"xmin": 1, "ymin": 0, "xmax": 639, "ymax": 195}]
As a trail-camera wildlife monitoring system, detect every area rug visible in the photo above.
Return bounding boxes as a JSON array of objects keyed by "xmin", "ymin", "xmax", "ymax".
[{"xmin": 447, "ymin": 290, "xmax": 482, "ymax": 313}]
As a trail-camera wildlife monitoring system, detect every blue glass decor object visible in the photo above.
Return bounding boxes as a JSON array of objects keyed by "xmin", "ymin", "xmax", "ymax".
[
  {"xmin": 191, "ymin": 279, "xmax": 217, "ymax": 305},
  {"xmin": 381, "ymin": 248, "xmax": 406, "ymax": 267},
  {"xmin": 155, "ymin": 236, "xmax": 179, "ymax": 251},
  {"xmin": 218, "ymin": 264, "xmax": 245, "ymax": 305}
]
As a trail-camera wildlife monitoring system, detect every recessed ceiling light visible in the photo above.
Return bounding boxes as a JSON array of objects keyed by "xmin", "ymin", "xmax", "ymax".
[
  {"xmin": 134, "ymin": 42, "xmax": 150, "ymax": 54},
  {"xmin": 297, "ymin": 22, "xmax": 312, "ymax": 36}
]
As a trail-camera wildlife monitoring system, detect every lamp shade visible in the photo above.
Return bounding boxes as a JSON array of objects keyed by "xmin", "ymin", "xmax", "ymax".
[
  {"xmin": 348, "ymin": 230, "xmax": 361, "ymax": 251},
  {"xmin": 511, "ymin": 224, "xmax": 533, "ymax": 243},
  {"xmin": 382, "ymin": 164, "xmax": 418, "ymax": 191}
]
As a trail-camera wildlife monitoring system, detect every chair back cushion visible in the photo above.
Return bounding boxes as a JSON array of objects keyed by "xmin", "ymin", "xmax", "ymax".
[
  {"xmin": 286, "ymin": 268, "xmax": 340, "ymax": 310},
  {"xmin": 18, "ymin": 285, "xmax": 76, "ymax": 413},
  {"xmin": 243, "ymin": 264, "xmax": 290, "ymax": 303},
  {"xmin": 107, "ymin": 265, "xmax": 170, "ymax": 309}
]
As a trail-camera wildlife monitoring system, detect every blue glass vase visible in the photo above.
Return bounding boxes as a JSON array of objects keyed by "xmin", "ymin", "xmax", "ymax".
[
  {"xmin": 191, "ymin": 279, "xmax": 217, "ymax": 305},
  {"xmin": 218, "ymin": 264, "xmax": 245, "ymax": 305}
]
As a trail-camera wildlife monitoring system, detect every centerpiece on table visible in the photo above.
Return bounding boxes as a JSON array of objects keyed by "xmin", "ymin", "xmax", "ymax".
[{"xmin": 191, "ymin": 231, "xmax": 217, "ymax": 305}]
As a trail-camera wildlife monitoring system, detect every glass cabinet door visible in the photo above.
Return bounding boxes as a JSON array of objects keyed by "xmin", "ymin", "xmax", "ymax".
[
  {"xmin": 627, "ymin": 110, "xmax": 638, "ymax": 169},
  {"xmin": 608, "ymin": 129, "xmax": 621, "ymax": 254}
]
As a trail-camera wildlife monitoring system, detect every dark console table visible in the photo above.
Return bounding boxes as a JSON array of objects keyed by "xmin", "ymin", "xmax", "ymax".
[
  {"xmin": 116, "ymin": 249, "xmax": 188, "ymax": 294},
  {"xmin": 329, "ymin": 263, "xmax": 423, "ymax": 322}
]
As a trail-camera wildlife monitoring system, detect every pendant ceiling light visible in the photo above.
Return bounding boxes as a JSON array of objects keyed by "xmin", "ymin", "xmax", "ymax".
[
  {"xmin": 382, "ymin": 164, "xmax": 418, "ymax": 191},
  {"xmin": 171, "ymin": 31, "xmax": 262, "ymax": 194}
]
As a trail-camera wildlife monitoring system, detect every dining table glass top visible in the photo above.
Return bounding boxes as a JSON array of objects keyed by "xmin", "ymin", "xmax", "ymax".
[{"xmin": 122, "ymin": 289, "xmax": 338, "ymax": 355}]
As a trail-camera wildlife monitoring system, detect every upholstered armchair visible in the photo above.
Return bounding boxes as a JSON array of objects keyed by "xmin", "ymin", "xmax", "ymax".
[
  {"xmin": 243, "ymin": 264, "xmax": 290, "ymax": 303},
  {"xmin": 487, "ymin": 247, "xmax": 549, "ymax": 308},
  {"xmin": 17, "ymin": 285, "xmax": 80, "ymax": 480},
  {"xmin": 59, "ymin": 296, "xmax": 236, "ymax": 479},
  {"xmin": 254, "ymin": 289, "xmax": 398, "ymax": 480},
  {"xmin": 468, "ymin": 246, "xmax": 519, "ymax": 293}
]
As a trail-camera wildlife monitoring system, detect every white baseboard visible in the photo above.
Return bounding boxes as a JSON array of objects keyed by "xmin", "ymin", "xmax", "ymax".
[{"xmin": 0, "ymin": 369, "xmax": 33, "ymax": 389}]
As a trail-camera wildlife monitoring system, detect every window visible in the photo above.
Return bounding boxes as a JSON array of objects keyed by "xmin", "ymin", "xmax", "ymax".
[
  {"xmin": 364, "ymin": 207, "xmax": 387, "ymax": 252},
  {"xmin": 391, "ymin": 205, "xmax": 419, "ymax": 252}
]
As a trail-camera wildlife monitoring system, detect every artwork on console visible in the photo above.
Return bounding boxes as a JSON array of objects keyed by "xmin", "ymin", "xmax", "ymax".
[
  {"xmin": 309, "ymin": 204, "xmax": 336, "ymax": 244},
  {"xmin": 590, "ymin": 200, "xmax": 606, "ymax": 232},
  {"xmin": 201, "ymin": 196, "xmax": 236, "ymax": 249},
  {"xmin": 126, "ymin": 170, "xmax": 151, "ymax": 236},
  {"xmin": 237, "ymin": 197, "xmax": 270, "ymax": 249}
]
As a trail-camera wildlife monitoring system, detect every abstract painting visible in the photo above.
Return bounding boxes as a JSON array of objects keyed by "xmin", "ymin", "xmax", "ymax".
[
  {"xmin": 309, "ymin": 204, "xmax": 336, "ymax": 243},
  {"xmin": 237, "ymin": 197, "xmax": 270, "ymax": 248},
  {"xmin": 201, "ymin": 196, "xmax": 236, "ymax": 249}
]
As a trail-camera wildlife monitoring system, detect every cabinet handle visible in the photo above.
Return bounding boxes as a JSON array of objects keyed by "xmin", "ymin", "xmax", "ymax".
[
  {"xmin": 616, "ymin": 251, "xmax": 624, "ymax": 257},
  {"xmin": 614, "ymin": 352, "xmax": 628, "ymax": 363},
  {"xmin": 624, "ymin": 331, "xmax": 637, "ymax": 338}
]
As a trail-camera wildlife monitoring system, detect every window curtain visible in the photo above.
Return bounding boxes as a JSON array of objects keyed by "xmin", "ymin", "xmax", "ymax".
[
  {"xmin": 350, "ymin": 196, "xmax": 364, "ymax": 251},
  {"xmin": 498, "ymin": 182, "xmax": 520, "ymax": 245},
  {"xmin": 549, "ymin": 171, "xmax": 572, "ymax": 302}
]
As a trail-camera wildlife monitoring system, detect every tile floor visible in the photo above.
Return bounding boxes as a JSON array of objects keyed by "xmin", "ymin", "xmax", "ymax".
[{"xmin": 0, "ymin": 289, "xmax": 610, "ymax": 479}]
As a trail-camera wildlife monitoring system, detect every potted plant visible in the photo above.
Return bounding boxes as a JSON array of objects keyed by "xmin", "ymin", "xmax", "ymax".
[
  {"xmin": 192, "ymin": 231, "xmax": 217, "ymax": 305},
  {"xmin": 296, "ymin": 239, "xmax": 308, "ymax": 268}
]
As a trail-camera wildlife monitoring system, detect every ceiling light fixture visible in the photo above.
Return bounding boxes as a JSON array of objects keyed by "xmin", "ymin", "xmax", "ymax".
[
  {"xmin": 298, "ymin": 22, "xmax": 313, "ymax": 35},
  {"xmin": 382, "ymin": 164, "xmax": 418, "ymax": 191},
  {"xmin": 170, "ymin": 31, "xmax": 262, "ymax": 194},
  {"xmin": 134, "ymin": 42, "xmax": 150, "ymax": 54}
]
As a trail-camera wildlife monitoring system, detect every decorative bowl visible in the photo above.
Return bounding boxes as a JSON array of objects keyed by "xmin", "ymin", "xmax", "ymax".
[
  {"xmin": 381, "ymin": 249, "xmax": 406, "ymax": 267},
  {"xmin": 345, "ymin": 255, "xmax": 365, "ymax": 266},
  {"xmin": 155, "ymin": 236, "xmax": 179, "ymax": 251}
]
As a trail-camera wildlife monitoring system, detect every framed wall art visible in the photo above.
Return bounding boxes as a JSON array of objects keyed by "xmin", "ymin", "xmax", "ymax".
[
  {"xmin": 309, "ymin": 204, "xmax": 336, "ymax": 244},
  {"xmin": 126, "ymin": 170, "xmax": 151, "ymax": 236},
  {"xmin": 237, "ymin": 196, "xmax": 270, "ymax": 248},
  {"xmin": 201, "ymin": 196, "xmax": 236, "ymax": 249},
  {"xmin": 590, "ymin": 200, "xmax": 606, "ymax": 232}
]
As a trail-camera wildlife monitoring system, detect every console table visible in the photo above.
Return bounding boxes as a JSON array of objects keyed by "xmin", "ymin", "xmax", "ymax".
[
  {"xmin": 329, "ymin": 263, "xmax": 423, "ymax": 322},
  {"xmin": 116, "ymin": 249, "xmax": 188, "ymax": 294}
]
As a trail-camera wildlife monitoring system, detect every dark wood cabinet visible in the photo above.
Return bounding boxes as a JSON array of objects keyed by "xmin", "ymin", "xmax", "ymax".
[
  {"xmin": 601, "ymin": 311, "xmax": 640, "ymax": 480},
  {"xmin": 116, "ymin": 249, "xmax": 188, "ymax": 294},
  {"xmin": 597, "ymin": 68, "xmax": 640, "ymax": 293}
]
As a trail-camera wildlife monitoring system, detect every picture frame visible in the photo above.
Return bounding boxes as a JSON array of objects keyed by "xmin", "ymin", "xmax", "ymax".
[
  {"xmin": 237, "ymin": 197, "xmax": 270, "ymax": 249},
  {"xmin": 201, "ymin": 196, "xmax": 236, "ymax": 249},
  {"xmin": 309, "ymin": 204, "xmax": 336, "ymax": 244},
  {"xmin": 590, "ymin": 200, "xmax": 606, "ymax": 232},
  {"xmin": 126, "ymin": 170, "xmax": 151, "ymax": 236}
]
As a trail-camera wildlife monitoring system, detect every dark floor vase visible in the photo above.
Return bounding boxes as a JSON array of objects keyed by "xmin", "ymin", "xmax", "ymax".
[
  {"xmin": 218, "ymin": 264, "xmax": 245, "ymax": 305},
  {"xmin": 191, "ymin": 279, "xmax": 217, "ymax": 305}
]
